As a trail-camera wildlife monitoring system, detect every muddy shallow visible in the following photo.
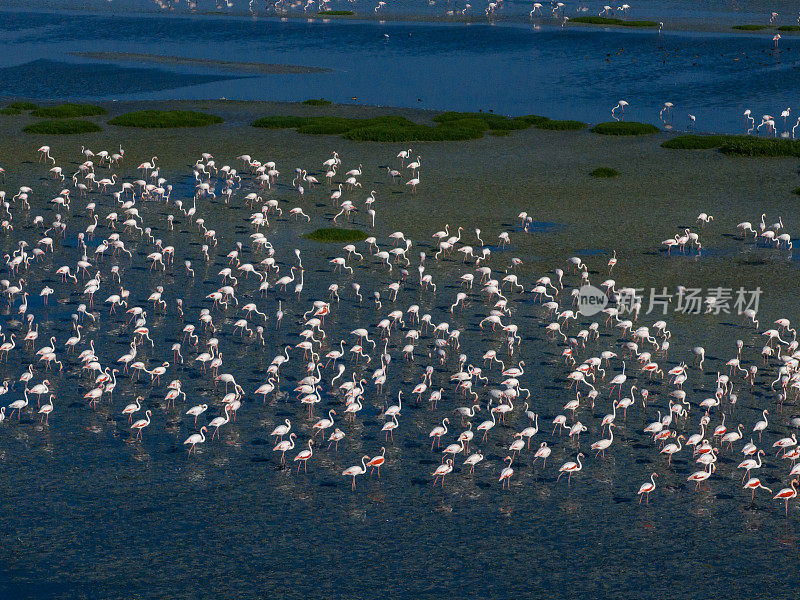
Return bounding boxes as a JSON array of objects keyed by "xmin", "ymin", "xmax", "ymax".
[{"xmin": 0, "ymin": 100, "xmax": 798, "ymax": 599}]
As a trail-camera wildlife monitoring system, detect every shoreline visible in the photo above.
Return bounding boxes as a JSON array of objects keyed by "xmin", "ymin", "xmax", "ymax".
[
  {"xmin": 4, "ymin": 4, "xmax": 800, "ymax": 36},
  {"xmin": 2, "ymin": 98, "xmax": 793, "ymax": 142}
]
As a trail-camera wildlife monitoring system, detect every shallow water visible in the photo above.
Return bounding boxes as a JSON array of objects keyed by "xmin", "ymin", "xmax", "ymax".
[
  {"xmin": 0, "ymin": 114, "xmax": 798, "ymax": 597},
  {"xmin": 3, "ymin": 8, "xmax": 800, "ymax": 133},
  {"xmin": 15, "ymin": 0, "xmax": 800, "ymax": 29}
]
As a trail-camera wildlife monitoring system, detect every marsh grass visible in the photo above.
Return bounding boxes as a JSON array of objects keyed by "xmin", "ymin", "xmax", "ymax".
[
  {"xmin": 571, "ymin": 16, "xmax": 658, "ymax": 27},
  {"xmin": 719, "ymin": 137, "xmax": 800, "ymax": 157},
  {"xmin": 536, "ymin": 119, "xmax": 587, "ymax": 131},
  {"xmin": 304, "ymin": 228, "xmax": 368, "ymax": 242},
  {"xmin": 663, "ymin": 134, "xmax": 800, "ymax": 157},
  {"xmin": 253, "ymin": 111, "xmax": 585, "ymax": 141},
  {"xmin": 591, "ymin": 167, "xmax": 619, "ymax": 178},
  {"xmin": 6, "ymin": 101, "xmax": 37, "ymax": 111},
  {"xmin": 662, "ymin": 135, "xmax": 730, "ymax": 150},
  {"xmin": 730, "ymin": 24, "xmax": 800, "ymax": 31},
  {"xmin": 592, "ymin": 121, "xmax": 659, "ymax": 135},
  {"xmin": 108, "ymin": 110, "xmax": 223, "ymax": 128},
  {"xmin": 0, "ymin": 108, "xmax": 22, "ymax": 115},
  {"xmin": 302, "ymin": 99, "xmax": 333, "ymax": 106},
  {"xmin": 31, "ymin": 103, "xmax": 106, "ymax": 118},
  {"xmin": 23, "ymin": 119, "xmax": 102, "ymax": 134}
]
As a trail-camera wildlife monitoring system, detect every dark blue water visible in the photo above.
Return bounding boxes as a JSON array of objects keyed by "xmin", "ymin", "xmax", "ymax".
[{"xmin": 2, "ymin": 8, "xmax": 800, "ymax": 133}]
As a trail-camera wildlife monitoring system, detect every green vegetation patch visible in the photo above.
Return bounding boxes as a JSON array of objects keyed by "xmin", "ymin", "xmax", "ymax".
[
  {"xmin": 318, "ymin": 10, "xmax": 354, "ymax": 15},
  {"xmin": 344, "ymin": 122, "xmax": 484, "ymax": 141},
  {"xmin": 252, "ymin": 115, "xmax": 310, "ymax": 129},
  {"xmin": 6, "ymin": 101, "xmax": 37, "ymax": 110},
  {"xmin": 662, "ymin": 134, "xmax": 730, "ymax": 150},
  {"xmin": 31, "ymin": 103, "xmax": 107, "ymax": 118},
  {"xmin": 663, "ymin": 134, "xmax": 800, "ymax": 157},
  {"xmin": 719, "ymin": 137, "xmax": 800, "ymax": 157},
  {"xmin": 435, "ymin": 112, "xmax": 534, "ymax": 130},
  {"xmin": 793, "ymin": 186, "xmax": 800, "ymax": 195},
  {"xmin": 304, "ymin": 228, "xmax": 368, "ymax": 242},
  {"xmin": 23, "ymin": 119, "xmax": 102, "ymax": 134},
  {"xmin": 732, "ymin": 24, "xmax": 768, "ymax": 30},
  {"xmin": 254, "ymin": 114, "xmax": 481, "ymax": 141},
  {"xmin": 0, "ymin": 107, "xmax": 22, "ymax": 115},
  {"xmin": 591, "ymin": 121, "xmax": 659, "ymax": 136},
  {"xmin": 108, "ymin": 110, "xmax": 223, "ymax": 128},
  {"xmin": 536, "ymin": 119, "xmax": 587, "ymax": 130},
  {"xmin": 591, "ymin": 167, "xmax": 619, "ymax": 178},
  {"xmin": 253, "ymin": 111, "xmax": 585, "ymax": 142},
  {"xmin": 571, "ymin": 16, "xmax": 658, "ymax": 27},
  {"xmin": 302, "ymin": 98, "xmax": 333, "ymax": 106},
  {"xmin": 777, "ymin": 25, "xmax": 800, "ymax": 31}
]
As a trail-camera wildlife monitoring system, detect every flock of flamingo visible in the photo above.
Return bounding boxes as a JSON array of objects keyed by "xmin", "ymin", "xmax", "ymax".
[
  {"xmin": 0, "ymin": 137, "xmax": 799, "ymax": 516},
  {"xmin": 155, "ymin": 0, "xmax": 800, "ymax": 47}
]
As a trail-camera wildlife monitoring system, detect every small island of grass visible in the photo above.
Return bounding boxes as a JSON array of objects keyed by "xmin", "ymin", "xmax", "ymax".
[
  {"xmin": 571, "ymin": 16, "xmax": 658, "ymax": 27},
  {"xmin": 777, "ymin": 25, "xmax": 800, "ymax": 31},
  {"xmin": 0, "ymin": 107, "xmax": 22, "ymax": 115},
  {"xmin": 6, "ymin": 101, "xmax": 38, "ymax": 111},
  {"xmin": 31, "ymin": 103, "xmax": 107, "ymax": 118},
  {"xmin": 318, "ymin": 10, "xmax": 354, "ymax": 15},
  {"xmin": 302, "ymin": 98, "xmax": 333, "ymax": 106},
  {"xmin": 23, "ymin": 119, "xmax": 102, "ymax": 134},
  {"xmin": 252, "ymin": 111, "xmax": 586, "ymax": 142},
  {"xmin": 732, "ymin": 24, "xmax": 769, "ymax": 31},
  {"xmin": 108, "ymin": 110, "xmax": 223, "ymax": 128},
  {"xmin": 720, "ymin": 137, "xmax": 800, "ymax": 157},
  {"xmin": 304, "ymin": 228, "xmax": 368, "ymax": 242},
  {"xmin": 663, "ymin": 134, "xmax": 800, "ymax": 157},
  {"xmin": 591, "ymin": 167, "xmax": 619, "ymax": 178},
  {"xmin": 661, "ymin": 134, "xmax": 730, "ymax": 150},
  {"xmin": 536, "ymin": 119, "xmax": 587, "ymax": 131},
  {"xmin": 592, "ymin": 121, "xmax": 659, "ymax": 136}
]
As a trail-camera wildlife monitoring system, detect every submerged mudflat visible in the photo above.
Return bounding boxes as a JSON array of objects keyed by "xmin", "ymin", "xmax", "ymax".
[
  {"xmin": 70, "ymin": 51, "xmax": 333, "ymax": 74},
  {"xmin": 0, "ymin": 100, "xmax": 798, "ymax": 599}
]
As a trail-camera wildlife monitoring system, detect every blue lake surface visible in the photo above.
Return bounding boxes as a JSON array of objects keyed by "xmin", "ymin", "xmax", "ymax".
[{"xmin": 2, "ymin": 6, "xmax": 800, "ymax": 132}]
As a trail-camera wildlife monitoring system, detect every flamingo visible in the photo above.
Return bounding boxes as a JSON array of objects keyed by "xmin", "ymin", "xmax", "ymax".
[
  {"xmin": 499, "ymin": 456, "xmax": 514, "ymax": 489},
  {"xmin": 122, "ymin": 396, "xmax": 143, "ymax": 423},
  {"xmin": 432, "ymin": 459, "xmax": 454, "ymax": 487},
  {"xmin": 774, "ymin": 478, "xmax": 799, "ymax": 515},
  {"xmin": 366, "ymin": 448, "xmax": 386, "ymax": 476},
  {"xmin": 294, "ymin": 440, "xmax": 314, "ymax": 473},
  {"xmin": 184, "ymin": 427, "xmax": 208, "ymax": 455},
  {"xmin": 130, "ymin": 410, "xmax": 152, "ymax": 439},
  {"xmin": 637, "ymin": 472, "xmax": 658, "ymax": 504},
  {"xmin": 557, "ymin": 452, "xmax": 584, "ymax": 484},
  {"xmin": 7, "ymin": 389, "xmax": 29, "ymax": 419},
  {"xmin": 273, "ymin": 432, "xmax": 297, "ymax": 465},
  {"xmin": 343, "ymin": 455, "xmax": 369, "ymax": 489}
]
